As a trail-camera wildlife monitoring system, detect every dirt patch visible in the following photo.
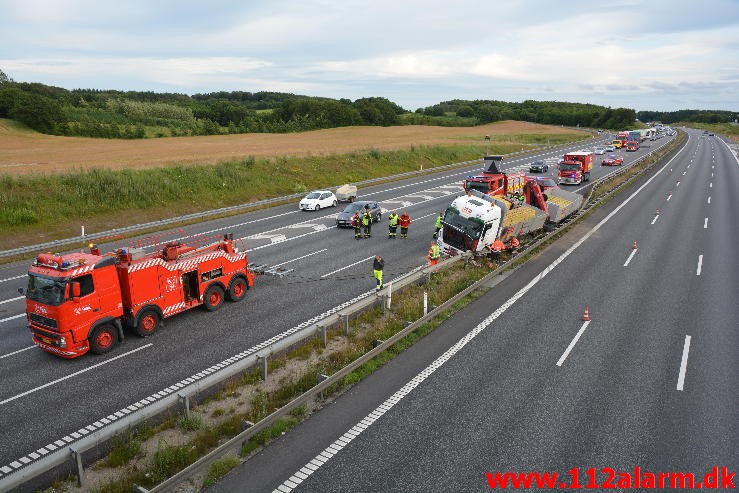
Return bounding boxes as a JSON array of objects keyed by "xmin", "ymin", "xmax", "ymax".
[{"xmin": 0, "ymin": 120, "xmax": 585, "ymax": 176}]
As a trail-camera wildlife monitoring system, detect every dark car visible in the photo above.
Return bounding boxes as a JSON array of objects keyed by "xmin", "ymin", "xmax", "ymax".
[
  {"xmin": 529, "ymin": 160, "xmax": 549, "ymax": 173},
  {"xmin": 336, "ymin": 201, "xmax": 382, "ymax": 228}
]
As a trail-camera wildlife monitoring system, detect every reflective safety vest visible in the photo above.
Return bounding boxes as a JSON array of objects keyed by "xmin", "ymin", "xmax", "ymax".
[
  {"xmin": 362, "ymin": 212, "xmax": 371, "ymax": 225},
  {"xmin": 510, "ymin": 237, "xmax": 520, "ymax": 248},
  {"xmin": 491, "ymin": 240, "xmax": 505, "ymax": 252},
  {"xmin": 351, "ymin": 214, "xmax": 361, "ymax": 227},
  {"xmin": 435, "ymin": 215, "xmax": 443, "ymax": 228},
  {"xmin": 399, "ymin": 214, "xmax": 411, "ymax": 227},
  {"xmin": 388, "ymin": 213, "xmax": 399, "ymax": 226},
  {"xmin": 429, "ymin": 244, "xmax": 440, "ymax": 259}
]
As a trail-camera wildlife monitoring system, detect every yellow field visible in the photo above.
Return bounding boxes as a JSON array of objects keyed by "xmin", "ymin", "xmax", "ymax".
[{"xmin": 0, "ymin": 119, "xmax": 587, "ymax": 176}]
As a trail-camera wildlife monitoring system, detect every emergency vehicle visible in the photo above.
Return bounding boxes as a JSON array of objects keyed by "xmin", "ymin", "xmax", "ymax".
[
  {"xmin": 23, "ymin": 234, "xmax": 254, "ymax": 358},
  {"xmin": 558, "ymin": 151, "xmax": 594, "ymax": 185}
]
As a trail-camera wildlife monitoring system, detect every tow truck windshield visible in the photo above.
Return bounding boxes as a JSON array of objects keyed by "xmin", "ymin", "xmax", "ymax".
[
  {"xmin": 443, "ymin": 209, "xmax": 485, "ymax": 240},
  {"xmin": 464, "ymin": 181, "xmax": 491, "ymax": 194},
  {"xmin": 26, "ymin": 274, "xmax": 67, "ymax": 306}
]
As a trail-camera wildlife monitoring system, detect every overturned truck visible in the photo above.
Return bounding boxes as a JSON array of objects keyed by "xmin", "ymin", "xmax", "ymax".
[{"xmin": 439, "ymin": 155, "xmax": 583, "ymax": 255}]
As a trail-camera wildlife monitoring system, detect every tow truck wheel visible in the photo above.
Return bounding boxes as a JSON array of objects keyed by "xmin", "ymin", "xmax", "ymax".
[
  {"xmin": 90, "ymin": 324, "xmax": 118, "ymax": 354},
  {"xmin": 204, "ymin": 285, "xmax": 225, "ymax": 311},
  {"xmin": 227, "ymin": 277, "xmax": 248, "ymax": 302},
  {"xmin": 135, "ymin": 309, "xmax": 160, "ymax": 337}
]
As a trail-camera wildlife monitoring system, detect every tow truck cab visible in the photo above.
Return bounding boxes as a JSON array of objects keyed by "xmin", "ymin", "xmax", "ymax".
[{"xmin": 25, "ymin": 253, "xmax": 123, "ymax": 358}]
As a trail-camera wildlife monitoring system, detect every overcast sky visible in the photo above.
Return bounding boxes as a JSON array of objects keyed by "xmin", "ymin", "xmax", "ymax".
[{"xmin": 1, "ymin": 0, "xmax": 738, "ymax": 113}]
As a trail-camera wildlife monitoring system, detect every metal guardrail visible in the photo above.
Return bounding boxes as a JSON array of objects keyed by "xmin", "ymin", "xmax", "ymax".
[{"xmin": 0, "ymin": 136, "xmax": 598, "ymax": 259}]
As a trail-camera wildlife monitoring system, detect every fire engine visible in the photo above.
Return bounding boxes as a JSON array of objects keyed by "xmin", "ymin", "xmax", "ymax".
[
  {"xmin": 558, "ymin": 151, "xmax": 594, "ymax": 185},
  {"xmin": 23, "ymin": 234, "xmax": 255, "ymax": 358}
]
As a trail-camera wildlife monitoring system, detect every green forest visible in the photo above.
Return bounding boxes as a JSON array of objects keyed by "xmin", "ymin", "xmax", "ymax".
[{"xmin": 0, "ymin": 67, "xmax": 688, "ymax": 139}]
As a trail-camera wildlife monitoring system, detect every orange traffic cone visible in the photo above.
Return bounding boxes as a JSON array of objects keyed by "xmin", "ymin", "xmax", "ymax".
[
  {"xmin": 582, "ymin": 306, "xmax": 590, "ymax": 321},
  {"xmin": 633, "ymin": 240, "xmax": 638, "ymax": 249}
]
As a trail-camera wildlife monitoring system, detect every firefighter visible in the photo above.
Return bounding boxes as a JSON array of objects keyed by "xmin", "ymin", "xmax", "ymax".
[
  {"xmin": 433, "ymin": 212, "xmax": 443, "ymax": 239},
  {"xmin": 427, "ymin": 241, "xmax": 441, "ymax": 266},
  {"xmin": 362, "ymin": 206, "xmax": 372, "ymax": 238},
  {"xmin": 351, "ymin": 211, "xmax": 362, "ymax": 239},
  {"xmin": 387, "ymin": 211, "xmax": 399, "ymax": 238},
  {"xmin": 373, "ymin": 254, "xmax": 384, "ymax": 291},
  {"xmin": 399, "ymin": 211, "xmax": 411, "ymax": 238},
  {"xmin": 507, "ymin": 236, "xmax": 520, "ymax": 252}
]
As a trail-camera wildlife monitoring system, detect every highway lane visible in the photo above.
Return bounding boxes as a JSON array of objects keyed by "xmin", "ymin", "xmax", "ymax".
[
  {"xmin": 0, "ymin": 133, "xmax": 679, "ymax": 472},
  {"xmin": 211, "ymin": 129, "xmax": 736, "ymax": 492}
]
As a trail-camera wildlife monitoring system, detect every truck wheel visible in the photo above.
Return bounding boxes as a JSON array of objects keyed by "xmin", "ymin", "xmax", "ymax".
[
  {"xmin": 204, "ymin": 285, "xmax": 225, "ymax": 311},
  {"xmin": 135, "ymin": 309, "xmax": 160, "ymax": 337},
  {"xmin": 227, "ymin": 277, "xmax": 248, "ymax": 302},
  {"xmin": 315, "ymin": 204, "xmax": 320, "ymax": 211},
  {"xmin": 332, "ymin": 200, "xmax": 337, "ymax": 207},
  {"xmin": 89, "ymin": 324, "xmax": 118, "ymax": 354}
]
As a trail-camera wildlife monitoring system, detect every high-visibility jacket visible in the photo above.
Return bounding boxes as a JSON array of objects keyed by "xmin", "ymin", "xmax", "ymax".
[
  {"xmin": 399, "ymin": 214, "xmax": 411, "ymax": 227},
  {"xmin": 351, "ymin": 214, "xmax": 361, "ymax": 227},
  {"xmin": 428, "ymin": 244, "xmax": 441, "ymax": 260},
  {"xmin": 509, "ymin": 237, "xmax": 520, "ymax": 248},
  {"xmin": 435, "ymin": 215, "xmax": 443, "ymax": 229},
  {"xmin": 491, "ymin": 240, "xmax": 505, "ymax": 252},
  {"xmin": 388, "ymin": 213, "xmax": 399, "ymax": 226},
  {"xmin": 361, "ymin": 212, "xmax": 371, "ymax": 225}
]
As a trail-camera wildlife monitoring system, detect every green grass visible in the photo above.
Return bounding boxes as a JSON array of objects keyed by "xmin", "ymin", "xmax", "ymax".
[
  {"xmin": 0, "ymin": 139, "xmax": 577, "ymax": 242},
  {"xmin": 203, "ymin": 456, "xmax": 241, "ymax": 488}
]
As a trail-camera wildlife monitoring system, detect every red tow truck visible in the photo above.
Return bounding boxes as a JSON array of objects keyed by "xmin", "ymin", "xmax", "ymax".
[{"xmin": 23, "ymin": 234, "xmax": 255, "ymax": 358}]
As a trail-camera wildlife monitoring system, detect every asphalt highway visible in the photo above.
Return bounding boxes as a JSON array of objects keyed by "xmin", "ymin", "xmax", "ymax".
[
  {"xmin": 210, "ymin": 129, "xmax": 737, "ymax": 492},
  {"xmin": 0, "ymin": 132, "xmax": 678, "ymax": 480}
]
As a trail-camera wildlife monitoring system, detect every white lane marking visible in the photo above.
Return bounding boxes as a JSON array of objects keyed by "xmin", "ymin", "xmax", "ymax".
[
  {"xmin": 676, "ymin": 181, "xmax": 680, "ymax": 187},
  {"xmin": 676, "ymin": 335, "xmax": 692, "ymax": 391},
  {"xmin": 696, "ymin": 255, "xmax": 703, "ymax": 276},
  {"xmin": 651, "ymin": 215, "xmax": 659, "ymax": 225},
  {"xmin": 272, "ymin": 249, "xmax": 328, "ymax": 268},
  {"xmin": 0, "ymin": 344, "xmax": 153, "ymax": 406},
  {"xmin": 320, "ymin": 256, "xmax": 374, "ymax": 279},
  {"xmin": 557, "ymin": 321, "xmax": 591, "ymax": 366},
  {"xmin": 0, "ymin": 296, "xmax": 23, "ymax": 305},
  {"xmin": 704, "ymin": 218, "xmax": 708, "ymax": 229},
  {"xmin": 623, "ymin": 249, "xmax": 638, "ymax": 266},
  {"xmin": 666, "ymin": 194, "xmax": 672, "ymax": 201},
  {"xmin": 707, "ymin": 196, "xmax": 711, "ymax": 204},
  {"xmin": 709, "ymin": 182, "xmax": 712, "ymax": 188},
  {"xmin": 0, "ymin": 274, "xmax": 26, "ymax": 284},
  {"xmin": 0, "ymin": 314, "xmax": 25, "ymax": 324},
  {"xmin": 273, "ymin": 137, "xmax": 691, "ymax": 492},
  {"xmin": 711, "ymin": 172, "xmax": 713, "ymax": 177},
  {"xmin": 0, "ymin": 345, "xmax": 35, "ymax": 360}
]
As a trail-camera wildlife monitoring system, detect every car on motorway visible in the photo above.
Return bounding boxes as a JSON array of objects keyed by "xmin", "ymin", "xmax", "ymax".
[
  {"xmin": 529, "ymin": 160, "xmax": 549, "ymax": 173},
  {"xmin": 299, "ymin": 190, "xmax": 337, "ymax": 211},
  {"xmin": 708, "ymin": 132, "xmax": 715, "ymax": 136},
  {"xmin": 529, "ymin": 176, "xmax": 558, "ymax": 190},
  {"xmin": 604, "ymin": 145, "xmax": 616, "ymax": 152},
  {"xmin": 593, "ymin": 146, "xmax": 607, "ymax": 155},
  {"xmin": 602, "ymin": 154, "xmax": 624, "ymax": 166},
  {"xmin": 336, "ymin": 201, "xmax": 382, "ymax": 227}
]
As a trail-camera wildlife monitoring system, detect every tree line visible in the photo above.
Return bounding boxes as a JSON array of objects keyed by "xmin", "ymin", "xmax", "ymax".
[
  {"xmin": 637, "ymin": 109, "xmax": 737, "ymax": 124},
  {"xmin": 5, "ymin": 67, "xmax": 727, "ymax": 139}
]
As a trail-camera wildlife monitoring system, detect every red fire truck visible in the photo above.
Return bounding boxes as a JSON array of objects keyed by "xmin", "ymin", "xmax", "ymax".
[
  {"xmin": 557, "ymin": 151, "xmax": 594, "ymax": 185},
  {"xmin": 23, "ymin": 234, "xmax": 255, "ymax": 358}
]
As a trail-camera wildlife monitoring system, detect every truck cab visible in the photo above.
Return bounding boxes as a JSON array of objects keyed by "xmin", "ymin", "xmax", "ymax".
[{"xmin": 25, "ymin": 253, "xmax": 123, "ymax": 357}]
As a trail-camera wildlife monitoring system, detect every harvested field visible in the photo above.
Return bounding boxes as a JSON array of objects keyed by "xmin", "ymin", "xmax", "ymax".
[{"xmin": 0, "ymin": 120, "xmax": 586, "ymax": 176}]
